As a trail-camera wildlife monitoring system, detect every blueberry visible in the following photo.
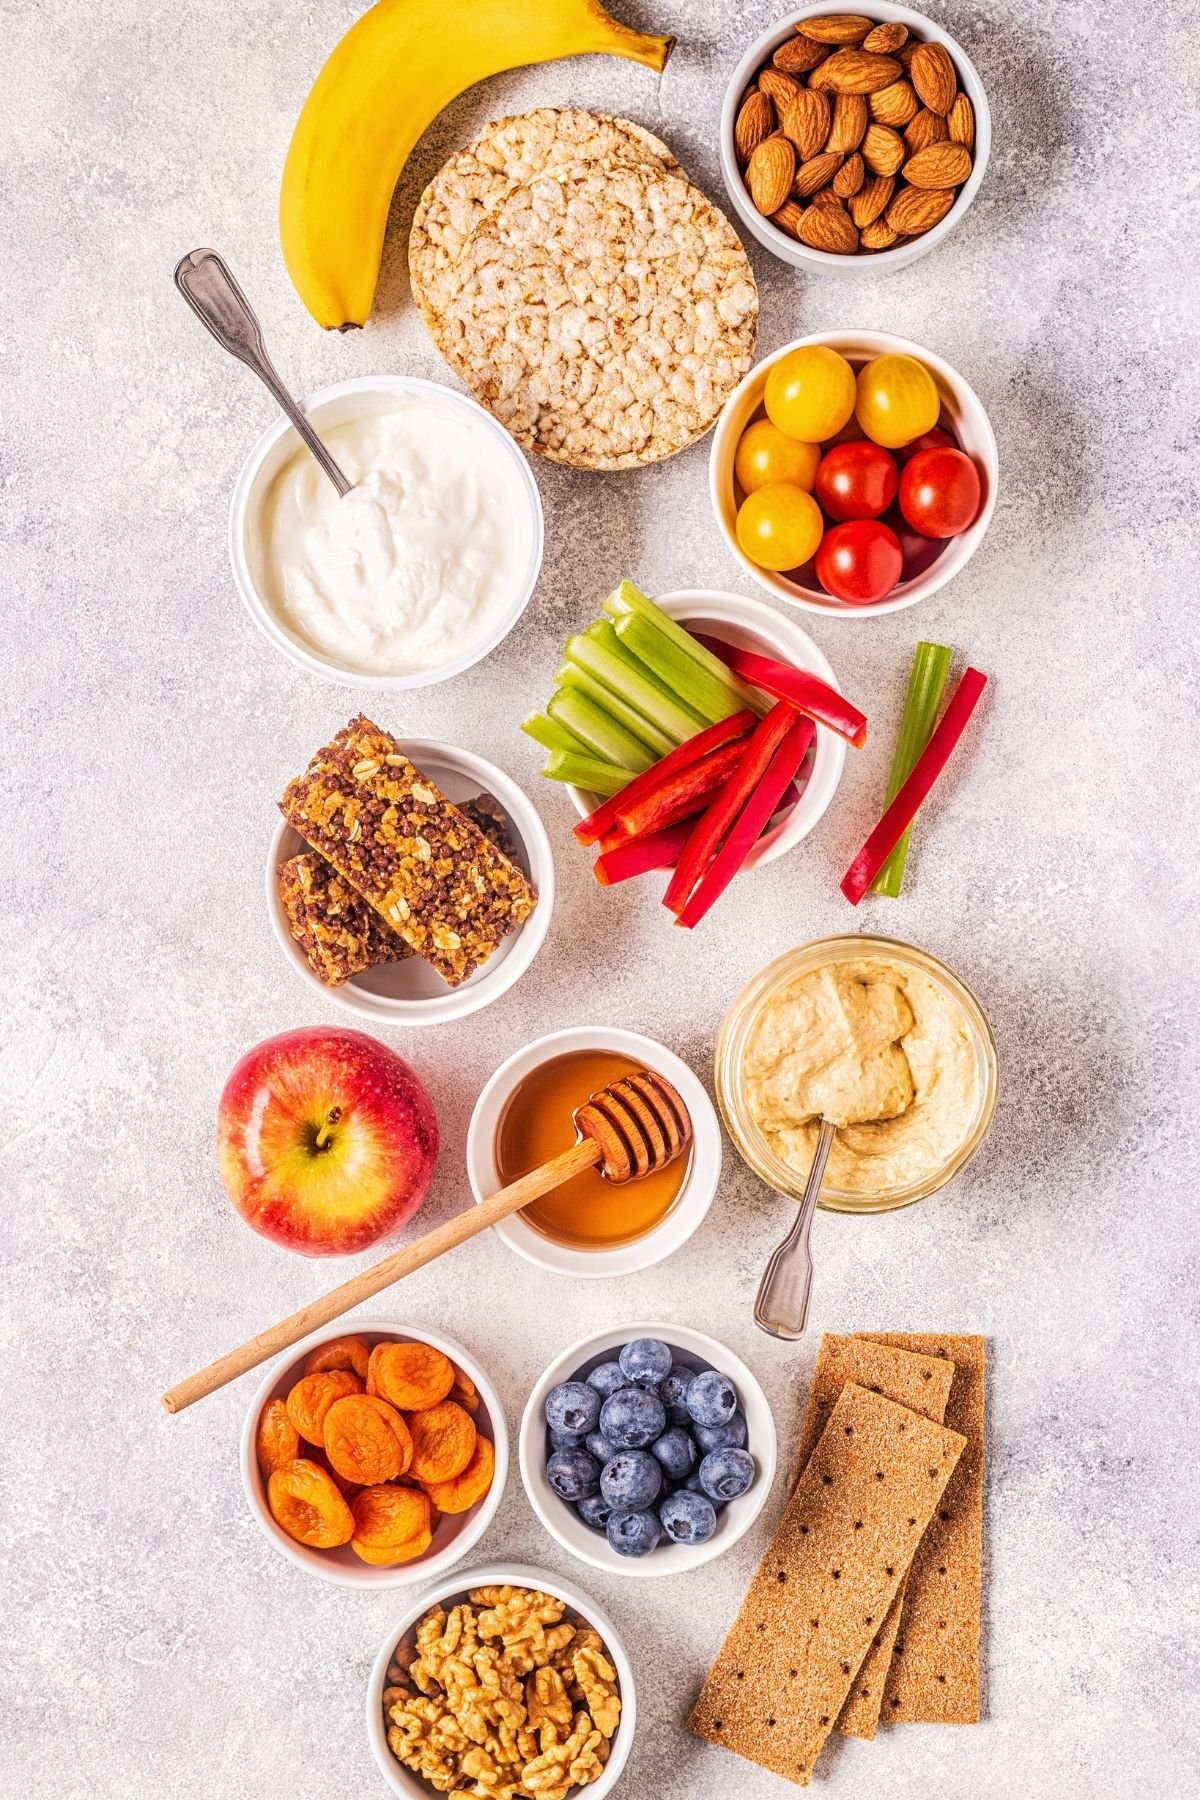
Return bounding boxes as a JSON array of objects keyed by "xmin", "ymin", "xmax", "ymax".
[
  {"xmin": 650, "ymin": 1426, "xmax": 697, "ymax": 1483},
  {"xmin": 685, "ymin": 1369, "xmax": 738, "ymax": 1428},
  {"xmin": 681, "ymin": 1468, "xmax": 720, "ymax": 1502},
  {"xmin": 698, "ymin": 1447, "xmax": 755, "ymax": 1502},
  {"xmin": 619, "ymin": 1338, "xmax": 673, "ymax": 1386},
  {"xmin": 585, "ymin": 1429, "xmax": 617, "ymax": 1465},
  {"xmin": 545, "ymin": 1381, "xmax": 601, "ymax": 1436},
  {"xmin": 606, "ymin": 1507, "xmax": 660, "ymax": 1558},
  {"xmin": 660, "ymin": 1364, "xmax": 695, "ymax": 1422},
  {"xmin": 576, "ymin": 1492, "xmax": 614, "ymax": 1532},
  {"xmin": 600, "ymin": 1449, "xmax": 662, "ymax": 1510},
  {"xmin": 549, "ymin": 1427, "xmax": 587, "ymax": 1449},
  {"xmin": 546, "ymin": 1446, "xmax": 600, "ymax": 1502},
  {"xmin": 586, "ymin": 1361, "xmax": 632, "ymax": 1401},
  {"xmin": 659, "ymin": 1488, "xmax": 717, "ymax": 1545},
  {"xmin": 600, "ymin": 1385, "xmax": 666, "ymax": 1449},
  {"xmin": 694, "ymin": 1409, "xmax": 748, "ymax": 1454}
]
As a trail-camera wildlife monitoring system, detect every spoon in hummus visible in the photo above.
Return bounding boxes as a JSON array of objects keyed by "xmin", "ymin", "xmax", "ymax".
[{"xmin": 753, "ymin": 1117, "xmax": 835, "ymax": 1340}]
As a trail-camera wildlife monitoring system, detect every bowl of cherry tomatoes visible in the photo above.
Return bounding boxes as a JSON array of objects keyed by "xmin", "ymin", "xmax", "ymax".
[{"xmin": 709, "ymin": 331, "xmax": 997, "ymax": 616}]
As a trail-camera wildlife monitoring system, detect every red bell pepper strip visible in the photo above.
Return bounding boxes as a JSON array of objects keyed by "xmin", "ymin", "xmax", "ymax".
[
  {"xmin": 840, "ymin": 667, "xmax": 988, "ymax": 905},
  {"xmin": 593, "ymin": 821, "xmax": 695, "ymax": 886},
  {"xmin": 693, "ymin": 634, "xmax": 867, "ymax": 748},
  {"xmin": 663, "ymin": 701, "xmax": 799, "ymax": 915},
  {"xmin": 605, "ymin": 739, "xmax": 748, "ymax": 847},
  {"xmin": 573, "ymin": 709, "xmax": 755, "ymax": 845},
  {"xmin": 677, "ymin": 716, "xmax": 815, "ymax": 928}
]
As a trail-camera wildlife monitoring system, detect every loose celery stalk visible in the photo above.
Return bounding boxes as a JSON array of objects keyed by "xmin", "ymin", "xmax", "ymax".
[
  {"xmin": 522, "ymin": 710, "xmax": 589, "ymax": 757},
  {"xmin": 543, "ymin": 750, "xmax": 631, "ymax": 796},
  {"xmin": 548, "ymin": 688, "xmax": 655, "ymax": 772},
  {"xmin": 870, "ymin": 641, "xmax": 954, "ymax": 897},
  {"xmin": 556, "ymin": 661, "xmax": 678, "ymax": 756},
  {"xmin": 612, "ymin": 609, "xmax": 746, "ymax": 726},
  {"xmin": 603, "ymin": 579, "xmax": 765, "ymax": 715},
  {"xmin": 565, "ymin": 622, "xmax": 706, "ymax": 743}
]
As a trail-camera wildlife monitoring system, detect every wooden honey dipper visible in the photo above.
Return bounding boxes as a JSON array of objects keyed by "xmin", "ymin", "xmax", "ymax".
[{"xmin": 162, "ymin": 1069, "xmax": 691, "ymax": 1413}]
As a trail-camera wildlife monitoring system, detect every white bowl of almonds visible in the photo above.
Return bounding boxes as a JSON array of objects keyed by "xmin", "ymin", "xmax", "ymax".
[{"xmin": 720, "ymin": 3, "xmax": 990, "ymax": 271}]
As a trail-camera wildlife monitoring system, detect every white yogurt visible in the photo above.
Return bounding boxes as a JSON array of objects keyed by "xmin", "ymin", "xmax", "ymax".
[{"xmin": 257, "ymin": 394, "xmax": 535, "ymax": 677}]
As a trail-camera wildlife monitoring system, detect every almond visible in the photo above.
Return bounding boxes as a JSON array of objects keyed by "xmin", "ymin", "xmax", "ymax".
[
  {"xmin": 860, "ymin": 218, "xmax": 901, "ymax": 250},
  {"xmin": 825, "ymin": 92, "xmax": 868, "ymax": 152},
  {"xmin": 735, "ymin": 89, "xmax": 775, "ymax": 162},
  {"xmin": 849, "ymin": 172, "xmax": 894, "ymax": 227},
  {"xmin": 861, "ymin": 123, "xmax": 905, "ymax": 176},
  {"xmin": 770, "ymin": 198, "xmax": 805, "ymax": 238},
  {"xmin": 862, "ymin": 21, "xmax": 908, "ymax": 53},
  {"xmin": 797, "ymin": 203, "xmax": 860, "ymax": 253},
  {"xmin": 773, "ymin": 34, "xmax": 831, "ymax": 74},
  {"xmin": 910, "ymin": 41, "xmax": 956, "ymax": 114},
  {"xmin": 897, "ymin": 38, "xmax": 920, "ymax": 67},
  {"xmin": 902, "ymin": 140, "xmax": 972, "ymax": 188},
  {"xmin": 810, "ymin": 48, "xmax": 903, "ymax": 94},
  {"xmin": 904, "ymin": 107, "xmax": 949, "ymax": 153},
  {"xmin": 747, "ymin": 134, "xmax": 796, "ymax": 215},
  {"xmin": 796, "ymin": 13, "xmax": 873, "ymax": 43},
  {"xmin": 781, "ymin": 87, "xmax": 831, "ymax": 161},
  {"xmin": 792, "ymin": 150, "xmax": 844, "ymax": 198},
  {"xmin": 947, "ymin": 92, "xmax": 975, "ymax": 151},
  {"xmin": 886, "ymin": 184, "xmax": 955, "ymax": 235},
  {"xmin": 869, "ymin": 79, "xmax": 918, "ymax": 127},
  {"xmin": 833, "ymin": 151, "xmax": 865, "ymax": 196},
  {"xmin": 758, "ymin": 66, "xmax": 801, "ymax": 109},
  {"xmin": 809, "ymin": 187, "xmax": 845, "ymax": 207}
]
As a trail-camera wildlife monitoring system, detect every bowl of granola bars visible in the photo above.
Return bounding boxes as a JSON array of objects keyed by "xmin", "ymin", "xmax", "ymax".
[
  {"xmin": 268, "ymin": 717, "xmax": 553, "ymax": 1026},
  {"xmin": 367, "ymin": 1562, "xmax": 634, "ymax": 1800}
]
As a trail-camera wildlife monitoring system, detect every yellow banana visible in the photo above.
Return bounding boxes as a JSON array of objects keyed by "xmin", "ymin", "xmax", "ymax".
[{"xmin": 279, "ymin": 0, "xmax": 674, "ymax": 330}]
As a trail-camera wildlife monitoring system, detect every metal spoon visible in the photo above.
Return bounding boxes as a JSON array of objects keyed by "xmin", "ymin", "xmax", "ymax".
[
  {"xmin": 753, "ymin": 1116, "xmax": 835, "ymax": 1340},
  {"xmin": 173, "ymin": 248, "xmax": 352, "ymax": 498}
]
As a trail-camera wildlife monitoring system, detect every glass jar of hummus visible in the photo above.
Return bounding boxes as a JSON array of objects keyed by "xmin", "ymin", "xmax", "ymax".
[{"xmin": 715, "ymin": 936, "xmax": 997, "ymax": 1213}]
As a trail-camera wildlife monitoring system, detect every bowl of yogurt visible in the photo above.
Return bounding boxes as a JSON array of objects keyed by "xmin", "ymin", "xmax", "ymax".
[{"xmin": 229, "ymin": 376, "xmax": 544, "ymax": 687}]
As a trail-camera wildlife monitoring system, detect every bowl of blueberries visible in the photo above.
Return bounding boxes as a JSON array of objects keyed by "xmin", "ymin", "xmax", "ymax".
[{"xmin": 519, "ymin": 1323, "xmax": 777, "ymax": 1577}]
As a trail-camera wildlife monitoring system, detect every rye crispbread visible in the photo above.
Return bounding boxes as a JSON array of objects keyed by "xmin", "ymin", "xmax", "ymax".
[{"xmin": 688, "ymin": 1383, "xmax": 965, "ymax": 1787}]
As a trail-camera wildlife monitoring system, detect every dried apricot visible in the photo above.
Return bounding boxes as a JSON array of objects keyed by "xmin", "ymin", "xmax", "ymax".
[
  {"xmin": 304, "ymin": 1333, "xmax": 371, "ymax": 1381},
  {"xmin": 406, "ymin": 1400, "xmax": 476, "ymax": 1484},
  {"xmin": 286, "ymin": 1369, "xmax": 363, "ymax": 1444},
  {"xmin": 369, "ymin": 1340, "xmax": 454, "ymax": 1412},
  {"xmin": 449, "ymin": 1363, "xmax": 481, "ymax": 1415},
  {"xmin": 310, "ymin": 1447, "xmax": 361, "ymax": 1500},
  {"xmin": 420, "ymin": 1434, "xmax": 495, "ymax": 1514},
  {"xmin": 255, "ymin": 1398, "xmax": 300, "ymax": 1481},
  {"xmin": 350, "ymin": 1483, "xmax": 432, "ymax": 1565},
  {"xmin": 267, "ymin": 1458, "xmax": 354, "ymax": 1548},
  {"xmin": 323, "ymin": 1394, "xmax": 413, "ymax": 1486}
]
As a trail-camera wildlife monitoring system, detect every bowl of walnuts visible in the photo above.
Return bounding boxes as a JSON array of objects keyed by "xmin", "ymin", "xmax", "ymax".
[{"xmin": 720, "ymin": 3, "xmax": 990, "ymax": 272}]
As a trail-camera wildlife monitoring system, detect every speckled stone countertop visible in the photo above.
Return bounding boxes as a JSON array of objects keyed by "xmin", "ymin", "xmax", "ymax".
[{"xmin": 3, "ymin": 0, "xmax": 1198, "ymax": 1795}]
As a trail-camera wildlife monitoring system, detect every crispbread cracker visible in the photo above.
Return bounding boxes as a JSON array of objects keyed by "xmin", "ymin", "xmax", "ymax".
[
  {"xmin": 688, "ymin": 1384, "xmax": 965, "ymax": 1787},
  {"xmin": 794, "ymin": 1335, "xmax": 955, "ymax": 1740},
  {"xmin": 857, "ymin": 1333, "xmax": 985, "ymax": 1722}
]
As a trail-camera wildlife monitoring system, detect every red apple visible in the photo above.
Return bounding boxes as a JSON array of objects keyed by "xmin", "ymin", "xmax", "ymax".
[{"xmin": 217, "ymin": 1026, "xmax": 438, "ymax": 1255}]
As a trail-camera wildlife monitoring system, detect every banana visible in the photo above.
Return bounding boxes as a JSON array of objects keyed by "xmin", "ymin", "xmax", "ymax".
[{"xmin": 279, "ymin": 0, "xmax": 674, "ymax": 331}]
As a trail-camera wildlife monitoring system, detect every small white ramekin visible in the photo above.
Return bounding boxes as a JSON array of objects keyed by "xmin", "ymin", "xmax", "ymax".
[
  {"xmin": 710, "ymin": 332, "xmax": 998, "ymax": 617},
  {"xmin": 228, "ymin": 375, "xmax": 544, "ymax": 688},
  {"xmin": 267, "ymin": 738, "xmax": 554, "ymax": 1028},
  {"xmin": 240, "ymin": 1318, "xmax": 509, "ymax": 1589},
  {"xmin": 720, "ymin": 3, "xmax": 991, "ymax": 276},
  {"xmin": 519, "ymin": 1323, "xmax": 777, "ymax": 1579},
  {"xmin": 565, "ymin": 588, "xmax": 847, "ymax": 855},
  {"xmin": 367, "ymin": 1561, "xmax": 635, "ymax": 1799},
  {"xmin": 465, "ymin": 1026, "xmax": 721, "ymax": 1279}
]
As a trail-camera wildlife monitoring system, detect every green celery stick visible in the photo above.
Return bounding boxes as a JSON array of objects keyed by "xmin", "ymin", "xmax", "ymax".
[
  {"xmin": 548, "ymin": 688, "xmax": 655, "ymax": 772},
  {"xmin": 521, "ymin": 710, "xmax": 589, "ymax": 757},
  {"xmin": 870, "ymin": 641, "xmax": 954, "ymax": 897},
  {"xmin": 556, "ymin": 661, "xmax": 678, "ymax": 756},
  {"xmin": 565, "ymin": 623, "xmax": 706, "ymax": 743},
  {"xmin": 612, "ymin": 609, "xmax": 745, "ymax": 726},
  {"xmin": 603, "ymin": 578, "xmax": 765, "ymax": 714},
  {"xmin": 543, "ymin": 750, "xmax": 631, "ymax": 796}
]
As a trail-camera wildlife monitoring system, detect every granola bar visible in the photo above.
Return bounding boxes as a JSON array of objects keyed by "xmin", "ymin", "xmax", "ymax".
[{"xmin": 280, "ymin": 718, "xmax": 537, "ymax": 986}]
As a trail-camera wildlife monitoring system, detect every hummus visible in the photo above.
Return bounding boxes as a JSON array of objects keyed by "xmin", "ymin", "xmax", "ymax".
[{"xmin": 742, "ymin": 958, "xmax": 980, "ymax": 1194}]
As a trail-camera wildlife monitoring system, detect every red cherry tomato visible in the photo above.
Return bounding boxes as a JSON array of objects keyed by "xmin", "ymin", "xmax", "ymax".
[
  {"xmin": 814, "ymin": 441, "xmax": 898, "ymax": 522},
  {"xmin": 884, "ymin": 504, "xmax": 948, "ymax": 583},
  {"xmin": 897, "ymin": 426, "xmax": 957, "ymax": 464},
  {"xmin": 815, "ymin": 520, "xmax": 903, "ymax": 605},
  {"xmin": 899, "ymin": 447, "xmax": 982, "ymax": 538}
]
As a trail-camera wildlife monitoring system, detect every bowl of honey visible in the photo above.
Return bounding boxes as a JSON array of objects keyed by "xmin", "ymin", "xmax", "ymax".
[{"xmin": 465, "ymin": 1027, "xmax": 722, "ymax": 1277}]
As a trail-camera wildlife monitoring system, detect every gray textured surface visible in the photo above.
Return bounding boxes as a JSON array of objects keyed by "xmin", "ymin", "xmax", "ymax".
[{"xmin": 3, "ymin": 1, "xmax": 1198, "ymax": 1796}]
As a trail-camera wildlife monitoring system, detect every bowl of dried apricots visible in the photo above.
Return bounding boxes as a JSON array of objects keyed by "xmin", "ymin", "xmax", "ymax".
[{"xmin": 240, "ymin": 1318, "xmax": 508, "ymax": 1586}]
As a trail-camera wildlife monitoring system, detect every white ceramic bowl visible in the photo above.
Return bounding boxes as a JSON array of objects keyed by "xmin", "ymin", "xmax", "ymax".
[
  {"xmin": 366, "ymin": 1561, "xmax": 635, "ymax": 1799},
  {"xmin": 520, "ymin": 1323, "xmax": 778, "ymax": 1579},
  {"xmin": 720, "ymin": 3, "xmax": 991, "ymax": 276},
  {"xmin": 229, "ymin": 375, "xmax": 544, "ymax": 688},
  {"xmin": 241, "ymin": 1318, "xmax": 508, "ymax": 1588},
  {"xmin": 566, "ymin": 588, "xmax": 846, "ymax": 851},
  {"xmin": 711, "ymin": 332, "xmax": 998, "ymax": 617},
  {"xmin": 466, "ymin": 1026, "xmax": 721, "ymax": 1279},
  {"xmin": 268, "ymin": 738, "xmax": 554, "ymax": 1027}
]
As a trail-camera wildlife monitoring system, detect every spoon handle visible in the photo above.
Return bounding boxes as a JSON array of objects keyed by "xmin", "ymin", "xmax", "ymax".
[
  {"xmin": 753, "ymin": 1116, "xmax": 836, "ymax": 1341},
  {"xmin": 173, "ymin": 248, "xmax": 351, "ymax": 497}
]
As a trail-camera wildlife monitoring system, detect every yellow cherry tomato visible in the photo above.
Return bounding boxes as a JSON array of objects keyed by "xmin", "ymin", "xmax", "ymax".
[
  {"xmin": 736, "ymin": 484, "xmax": 824, "ymax": 572},
  {"xmin": 854, "ymin": 354, "xmax": 941, "ymax": 449},
  {"xmin": 735, "ymin": 419, "xmax": 821, "ymax": 495},
  {"xmin": 764, "ymin": 345, "xmax": 857, "ymax": 444}
]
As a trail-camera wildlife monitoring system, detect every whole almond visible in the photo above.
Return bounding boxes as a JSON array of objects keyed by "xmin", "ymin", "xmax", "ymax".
[
  {"xmin": 910, "ymin": 41, "xmax": 956, "ymax": 113},
  {"xmin": 863, "ymin": 21, "xmax": 908, "ymax": 53},
  {"xmin": 902, "ymin": 141, "xmax": 972, "ymax": 188},
  {"xmin": 811, "ymin": 48, "xmax": 903, "ymax": 94},
  {"xmin": 860, "ymin": 218, "xmax": 901, "ymax": 250},
  {"xmin": 897, "ymin": 38, "xmax": 920, "ymax": 67},
  {"xmin": 886, "ymin": 184, "xmax": 956, "ymax": 235},
  {"xmin": 747, "ymin": 134, "xmax": 796, "ymax": 215},
  {"xmin": 792, "ymin": 150, "xmax": 844, "ymax": 198},
  {"xmin": 796, "ymin": 13, "xmax": 873, "ymax": 43},
  {"xmin": 825, "ymin": 91, "xmax": 868, "ymax": 152},
  {"xmin": 849, "ymin": 172, "xmax": 894, "ymax": 226},
  {"xmin": 770, "ymin": 198, "xmax": 805, "ymax": 238},
  {"xmin": 904, "ymin": 107, "xmax": 949, "ymax": 153},
  {"xmin": 861, "ymin": 123, "xmax": 905, "ymax": 175},
  {"xmin": 869, "ymin": 79, "xmax": 918, "ymax": 126},
  {"xmin": 947, "ymin": 92, "xmax": 975, "ymax": 150},
  {"xmin": 759, "ymin": 67, "xmax": 801, "ymax": 109},
  {"xmin": 798, "ymin": 203, "xmax": 860, "ymax": 253},
  {"xmin": 809, "ymin": 186, "xmax": 845, "ymax": 207},
  {"xmin": 735, "ymin": 89, "xmax": 775, "ymax": 162},
  {"xmin": 781, "ymin": 87, "xmax": 831, "ymax": 161},
  {"xmin": 773, "ymin": 34, "xmax": 831, "ymax": 73},
  {"xmin": 833, "ymin": 151, "xmax": 865, "ymax": 196}
]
